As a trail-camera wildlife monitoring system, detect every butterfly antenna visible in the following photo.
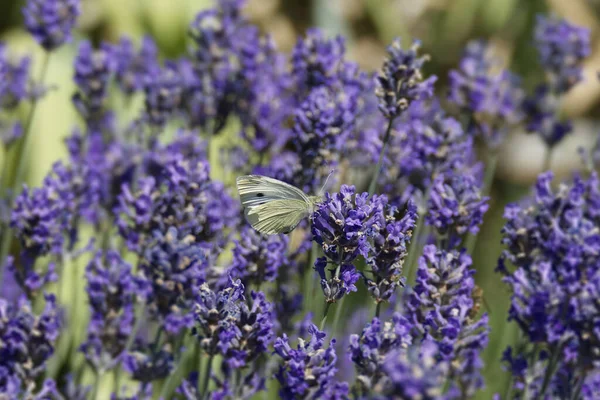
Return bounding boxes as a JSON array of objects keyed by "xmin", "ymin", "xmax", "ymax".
[{"xmin": 319, "ymin": 169, "xmax": 336, "ymax": 196}]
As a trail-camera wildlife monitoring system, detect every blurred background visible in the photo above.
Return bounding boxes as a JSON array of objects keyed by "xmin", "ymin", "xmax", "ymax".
[{"xmin": 1, "ymin": 0, "xmax": 599, "ymax": 398}]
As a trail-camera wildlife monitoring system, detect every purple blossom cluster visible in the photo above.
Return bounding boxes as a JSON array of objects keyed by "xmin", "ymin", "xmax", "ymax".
[
  {"xmin": 0, "ymin": 295, "xmax": 61, "ymax": 398},
  {"xmin": 448, "ymin": 40, "xmax": 524, "ymax": 148},
  {"xmin": 1, "ymin": 0, "xmax": 597, "ymax": 398},
  {"xmin": 23, "ymin": 0, "xmax": 80, "ymax": 51},
  {"xmin": 498, "ymin": 171, "xmax": 600, "ymax": 397}
]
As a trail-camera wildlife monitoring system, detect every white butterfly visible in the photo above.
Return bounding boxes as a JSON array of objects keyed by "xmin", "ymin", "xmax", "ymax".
[{"xmin": 236, "ymin": 175, "xmax": 322, "ymax": 235}]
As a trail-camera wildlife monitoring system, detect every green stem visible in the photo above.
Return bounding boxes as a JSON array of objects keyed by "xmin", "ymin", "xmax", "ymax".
[
  {"xmin": 538, "ymin": 343, "xmax": 562, "ymax": 399},
  {"xmin": 368, "ymin": 117, "xmax": 395, "ymax": 195},
  {"xmin": 91, "ymin": 369, "xmax": 104, "ymax": 400},
  {"xmin": 303, "ymin": 240, "xmax": 319, "ymax": 316},
  {"xmin": 403, "ymin": 216, "xmax": 425, "ymax": 285},
  {"xmin": 124, "ymin": 302, "xmax": 146, "ymax": 352},
  {"xmin": 332, "ymin": 295, "xmax": 345, "ymax": 329},
  {"xmin": 571, "ymin": 369, "xmax": 586, "ymax": 400},
  {"xmin": 0, "ymin": 51, "xmax": 52, "ymax": 283},
  {"xmin": 201, "ymin": 354, "xmax": 214, "ymax": 399},
  {"xmin": 543, "ymin": 146, "xmax": 553, "ymax": 172},
  {"xmin": 319, "ymin": 302, "xmax": 331, "ymax": 331},
  {"xmin": 375, "ymin": 301, "xmax": 382, "ymax": 318}
]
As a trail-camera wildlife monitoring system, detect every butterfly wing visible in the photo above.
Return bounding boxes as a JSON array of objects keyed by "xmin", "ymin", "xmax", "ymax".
[
  {"xmin": 236, "ymin": 175, "xmax": 310, "ymax": 208},
  {"xmin": 244, "ymin": 199, "xmax": 310, "ymax": 234}
]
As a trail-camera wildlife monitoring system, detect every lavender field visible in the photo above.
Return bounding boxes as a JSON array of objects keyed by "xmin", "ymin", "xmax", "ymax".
[{"xmin": 0, "ymin": 0, "xmax": 599, "ymax": 399}]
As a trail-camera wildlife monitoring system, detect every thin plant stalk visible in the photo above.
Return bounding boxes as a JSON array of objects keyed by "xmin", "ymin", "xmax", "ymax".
[
  {"xmin": 200, "ymin": 354, "xmax": 214, "ymax": 399},
  {"xmin": 403, "ymin": 216, "xmax": 425, "ymax": 285},
  {"xmin": 543, "ymin": 146, "xmax": 553, "ymax": 172},
  {"xmin": 538, "ymin": 342, "xmax": 563, "ymax": 399},
  {"xmin": 91, "ymin": 369, "xmax": 104, "ymax": 400},
  {"xmin": 368, "ymin": 117, "xmax": 395, "ymax": 195}
]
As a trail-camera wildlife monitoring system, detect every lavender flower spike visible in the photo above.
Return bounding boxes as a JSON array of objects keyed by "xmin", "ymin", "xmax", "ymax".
[{"xmin": 23, "ymin": 0, "xmax": 81, "ymax": 51}]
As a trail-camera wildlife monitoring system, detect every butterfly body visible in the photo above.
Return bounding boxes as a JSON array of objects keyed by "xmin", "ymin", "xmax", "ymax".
[{"xmin": 236, "ymin": 175, "xmax": 321, "ymax": 234}]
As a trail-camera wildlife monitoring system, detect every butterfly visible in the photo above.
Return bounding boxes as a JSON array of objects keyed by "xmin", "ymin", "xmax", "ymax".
[{"xmin": 236, "ymin": 175, "xmax": 322, "ymax": 235}]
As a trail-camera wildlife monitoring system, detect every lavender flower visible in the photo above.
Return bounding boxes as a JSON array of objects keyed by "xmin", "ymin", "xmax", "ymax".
[
  {"xmin": 522, "ymin": 84, "xmax": 572, "ymax": 147},
  {"xmin": 385, "ymin": 102, "xmax": 474, "ymax": 204},
  {"xmin": 80, "ymin": 251, "xmax": 139, "ymax": 371},
  {"xmin": 377, "ymin": 340, "xmax": 448, "ymax": 399},
  {"xmin": 193, "ymin": 279, "xmax": 274, "ymax": 367},
  {"xmin": 292, "ymin": 28, "xmax": 346, "ymax": 91},
  {"xmin": 311, "ymin": 185, "xmax": 377, "ymax": 303},
  {"xmin": 110, "ymin": 37, "xmax": 159, "ymax": 96},
  {"xmin": 123, "ymin": 346, "xmax": 174, "ymax": 383},
  {"xmin": 144, "ymin": 64, "xmax": 183, "ymax": 128},
  {"xmin": 363, "ymin": 200, "xmax": 417, "ymax": 305},
  {"xmin": 274, "ymin": 324, "xmax": 349, "ymax": 399},
  {"xmin": 407, "ymin": 245, "xmax": 489, "ymax": 396},
  {"xmin": 311, "ymin": 185, "xmax": 374, "ymax": 264},
  {"xmin": 116, "ymin": 155, "xmax": 237, "ymax": 253},
  {"xmin": 193, "ymin": 278, "xmax": 274, "ymax": 398},
  {"xmin": 498, "ymin": 171, "xmax": 600, "ymax": 383},
  {"xmin": 288, "ymin": 87, "xmax": 355, "ymax": 192},
  {"xmin": 23, "ymin": 0, "xmax": 80, "ymax": 51},
  {"xmin": 0, "ymin": 295, "xmax": 60, "ymax": 396},
  {"xmin": 314, "ymin": 257, "xmax": 360, "ymax": 304},
  {"xmin": 225, "ymin": 226, "xmax": 290, "ymax": 287},
  {"xmin": 348, "ymin": 313, "xmax": 413, "ymax": 393},
  {"xmin": 141, "ymin": 227, "xmax": 207, "ymax": 334},
  {"xmin": 72, "ymin": 41, "xmax": 116, "ymax": 125},
  {"xmin": 10, "ymin": 162, "xmax": 85, "ymax": 295},
  {"xmin": 535, "ymin": 15, "xmax": 590, "ymax": 92},
  {"xmin": 426, "ymin": 173, "xmax": 489, "ymax": 246},
  {"xmin": 448, "ymin": 40, "xmax": 524, "ymax": 148},
  {"xmin": 375, "ymin": 39, "xmax": 436, "ymax": 120},
  {"xmin": 0, "ymin": 46, "xmax": 32, "ymax": 109}
]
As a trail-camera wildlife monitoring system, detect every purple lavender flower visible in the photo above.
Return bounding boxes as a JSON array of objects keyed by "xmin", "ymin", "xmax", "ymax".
[
  {"xmin": 535, "ymin": 15, "xmax": 590, "ymax": 92},
  {"xmin": 0, "ymin": 295, "xmax": 60, "ymax": 396},
  {"xmin": 116, "ymin": 155, "xmax": 237, "ymax": 253},
  {"xmin": 72, "ymin": 41, "xmax": 116, "ymax": 127},
  {"xmin": 144, "ymin": 64, "xmax": 183, "ymax": 128},
  {"xmin": 193, "ymin": 278, "xmax": 274, "ymax": 398},
  {"xmin": 311, "ymin": 185, "xmax": 379, "ymax": 303},
  {"xmin": 141, "ymin": 227, "xmax": 207, "ymax": 334},
  {"xmin": 348, "ymin": 313, "xmax": 413, "ymax": 393},
  {"xmin": 292, "ymin": 28, "xmax": 346, "ymax": 91},
  {"xmin": 123, "ymin": 346, "xmax": 174, "ymax": 383},
  {"xmin": 193, "ymin": 279, "xmax": 274, "ymax": 366},
  {"xmin": 375, "ymin": 39, "xmax": 436, "ymax": 120},
  {"xmin": 498, "ymin": 171, "xmax": 600, "ymax": 384},
  {"xmin": 448, "ymin": 40, "xmax": 524, "ymax": 148},
  {"xmin": 225, "ymin": 226, "xmax": 290, "ymax": 287},
  {"xmin": 0, "ymin": 46, "xmax": 32, "ymax": 109},
  {"xmin": 311, "ymin": 185, "xmax": 374, "ymax": 264},
  {"xmin": 23, "ymin": 0, "xmax": 80, "ymax": 51},
  {"xmin": 363, "ymin": 199, "xmax": 417, "ymax": 305},
  {"xmin": 377, "ymin": 340, "xmax": 448, "ymax": 399},
  {"xmin": 186, "ymin": 0, "xmax": 266, "ymax": 133},
  {"xmin": 80, "ymin": 251, "xmax": 139, "ymax": 371},
  {"xmin": 407, "ymin": 245, "xmax": 489, "ymax": 396},
  {"xmin": 314, "ymin": 257, "xmax": 360, "ymax": 304},
  {"xmin": 426, "ymin": 173, "xmax": 489, "ymax": 246},
  {"xmin": 110, "ymin": 36, "xmax": 159, "ymax": 96},
  {"xmin": 385, "ymin": 101, "xmax": 474, "ymax": 204},
  {"xmin": 522, "ymin": 84, "xmax": 572, "ymax": 147},
  {"xmin": 10, "ymin": 163, "xmax": 85, "ymax": 295},
  {"xmin": 274, "ymin": 324, "xmax": 349, "ymax": 400},
  {"xmin": 288, "ymin": 87, "xmax": 355, "ymax": 193}
]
